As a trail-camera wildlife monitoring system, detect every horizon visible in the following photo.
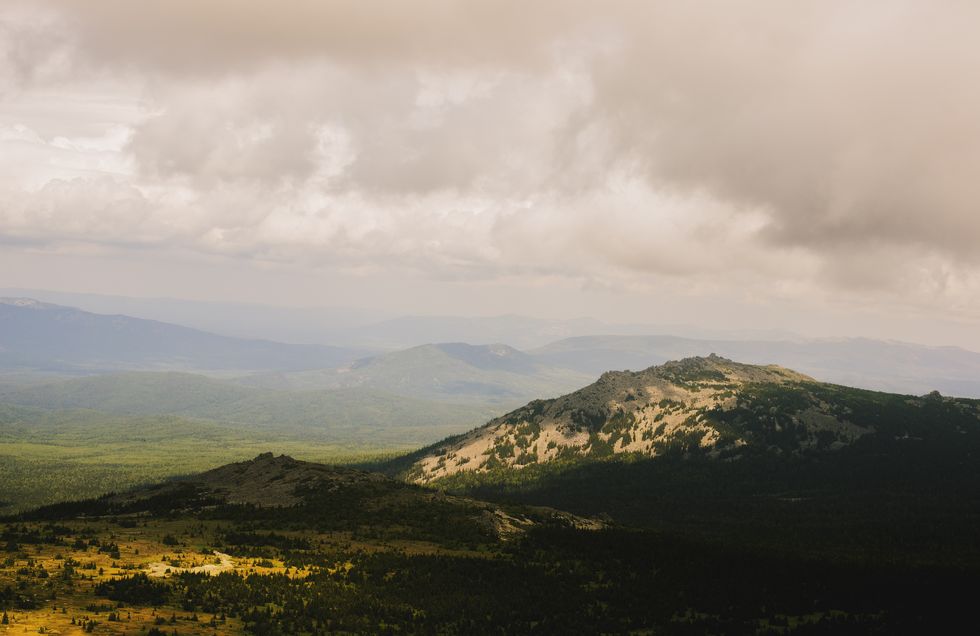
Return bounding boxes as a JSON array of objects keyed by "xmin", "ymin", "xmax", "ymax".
[{"xmin": 4, "ymin": 286, "xmax": 980, "ymax": 356}]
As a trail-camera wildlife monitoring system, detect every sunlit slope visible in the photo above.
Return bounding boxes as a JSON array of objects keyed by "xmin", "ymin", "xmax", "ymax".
[{"xmin": 407, "ymin": 355, "xmax": 980, "ymax": 482}]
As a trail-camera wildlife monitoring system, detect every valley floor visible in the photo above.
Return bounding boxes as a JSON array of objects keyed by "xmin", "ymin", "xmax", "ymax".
[
  {"xmin": 0, "ymin": 516, "xmax": 493, "ymax": 635},
  {"xmin": 0, "ymin": 443, "xmax": 403, "ymax": 515}
]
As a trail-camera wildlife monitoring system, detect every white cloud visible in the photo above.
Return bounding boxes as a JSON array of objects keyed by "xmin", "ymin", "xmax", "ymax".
[{"xmin": 1, "ymin": 0, "xmax": 980, "ymax": 344}]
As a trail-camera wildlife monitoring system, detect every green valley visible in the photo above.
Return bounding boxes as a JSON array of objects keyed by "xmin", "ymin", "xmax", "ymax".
[{"xmin": 0, "ymin": 404, "xmax": 403, "ymax": 514}]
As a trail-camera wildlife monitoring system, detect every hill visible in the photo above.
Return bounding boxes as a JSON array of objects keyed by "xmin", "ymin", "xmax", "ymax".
[
  {"xmin": 25, "ymin": 452, "xmax": 588, "ymax": 540},
  {"xmin": 237, "ymin": 342, "xmax": 592, "ymax": 404},
  {"xmin": 0, "ymin": 298, "xmax": 367, "ymax": 373}
]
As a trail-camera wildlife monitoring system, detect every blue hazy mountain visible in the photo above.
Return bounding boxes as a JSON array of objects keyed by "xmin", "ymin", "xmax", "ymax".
[{"xmin": 0, "ymin": 298, "xmax": 368, "ymax": 373}]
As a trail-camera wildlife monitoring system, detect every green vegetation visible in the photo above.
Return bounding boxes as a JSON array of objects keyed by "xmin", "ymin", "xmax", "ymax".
[
  {"xmin": 418, "ymin": 373, "xmax": 980, "ymax": 570},
  {"xmin": 0, "ymin": 373, "xmax": 496, "ymax": 440},
  {"xmin": 160, "ymin": 528, "xmax": 978, "ymax": 634},
  {"xmin": 3, "ymin": 356, "xmax": 980, "ymax": 633},
  {"xmin": 433, "ymin": 445, "xmax": 980, "ymax": 569},
  {"xmin": 0, "ymin": 404, "xmax": 406, "ymax": 513},
  {"xmin": 704, "ymin": 380, "xmax": 980, "ymax": 453},
  {"xmin": 1, "ymin": 454, "xmax": 976, "ymax": 634}
]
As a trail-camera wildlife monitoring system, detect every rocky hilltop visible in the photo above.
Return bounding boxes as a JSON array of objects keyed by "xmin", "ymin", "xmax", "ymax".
[
  {"xmin": 22, "ymin": 453, "xmax": 600, "ymax": 540},
  {"xmin": 175, "ymin": 452, "xmax": 392, "ymax": 507},
  {"xmin": 409, "ymin": 355, "xmax": 980, "ymax": 483},
  {"xmin": 79, "ymin": 452, "xmax": 397, "ymax": 512}
]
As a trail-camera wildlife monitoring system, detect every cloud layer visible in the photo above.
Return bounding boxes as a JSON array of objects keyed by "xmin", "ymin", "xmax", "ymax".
[{"xmin": 2, "ymin": 0, "xmax": 980, "ymax": 336}]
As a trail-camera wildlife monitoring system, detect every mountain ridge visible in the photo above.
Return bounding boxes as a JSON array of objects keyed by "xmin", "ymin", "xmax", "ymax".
[
  {"xmin": 408, "ymin": 355, "xmax": 980, "ymax": 483},
  {"xmin": 0, "ymin": 297, "xmax": 368, "ymax": 373},
  {"xmin": 7, "ymin": 297, "xmax": 980, "ymax": 400}
]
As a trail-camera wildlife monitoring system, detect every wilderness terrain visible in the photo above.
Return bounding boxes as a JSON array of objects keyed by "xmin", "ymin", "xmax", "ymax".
[{"xmin": 2, "ymin": 359, "xmax": 979, "ymax": 632}]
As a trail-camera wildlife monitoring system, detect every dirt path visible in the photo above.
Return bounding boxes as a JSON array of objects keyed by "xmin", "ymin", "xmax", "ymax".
[{"xmin": 146, "ymin": 551, "xmax": 235, "ymax": 577}]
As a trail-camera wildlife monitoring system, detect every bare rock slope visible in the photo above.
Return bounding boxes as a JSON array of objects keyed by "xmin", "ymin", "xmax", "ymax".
[{"xmin": 408, "ymin": 355, "xmax": 978, "ymax": 483}]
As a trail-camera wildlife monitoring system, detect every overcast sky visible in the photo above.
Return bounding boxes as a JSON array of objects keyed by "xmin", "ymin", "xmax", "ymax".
[{"xmin": 2, "ymin": 1, "xmax": 980, "ymax": 348}]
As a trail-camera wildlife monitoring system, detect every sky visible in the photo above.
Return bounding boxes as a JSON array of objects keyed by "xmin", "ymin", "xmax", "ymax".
[{"xmin": 2, "ymin": 1, "xmax": 980, "ymax": 348}]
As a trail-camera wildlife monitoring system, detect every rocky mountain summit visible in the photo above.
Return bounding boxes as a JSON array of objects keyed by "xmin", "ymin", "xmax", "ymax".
[{"xmin": 409, "ymin": 355, "xmax": 980, "ymax": 483}]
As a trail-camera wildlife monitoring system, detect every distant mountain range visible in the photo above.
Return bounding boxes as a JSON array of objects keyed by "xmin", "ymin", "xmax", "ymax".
[
  {"xmin": 243, "ymin": 334, "xmax": 980, "ymax": 400},
  {"xmin": 0, "ymin": 288, "xmax": 800, "ymax": 348},
  {"xmin": 4, "ymin": 296, "xmax": 980, "ymax": 410},
  {"xmin": 0, "ymin": 297, "xmax": 368, "ymax": 373}
]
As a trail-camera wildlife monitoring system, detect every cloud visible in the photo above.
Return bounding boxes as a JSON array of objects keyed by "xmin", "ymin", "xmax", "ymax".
[
  {"xmin": 588, "ymin": 2, "xmax": 980, "ymax": 263},
  {"xmin": 2, "ymin": 0, "xmax": 980, "ymax": 325},
  {"xmin": 36, "ymin": 0, "xmax": 588, "ymax": 73}
]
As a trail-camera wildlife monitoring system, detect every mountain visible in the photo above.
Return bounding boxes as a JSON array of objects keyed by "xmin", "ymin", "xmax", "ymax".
[
  {"xmin": 0, "ymin": 287, "xmax": 389, "ymax": 345},
  {"xmin": 407, "ymin": 355, "xmax": 980, "ymax": 483},
  {"xmin": 1, "ymin": 288, "xmax": 795, "ymax": 349},
  {"xmin": 236, "ymin": 342, "xmax": 592, "ymax": 404},
  {"xmin": 221, "ymin": 333, "xmax": 980, "ymax": 407},
  {"xmin": 0, "ymin": 298, "xmax": 368, "ymax": 373},
  {"xmin": 9, "ymin": 294, "xmax": 980, "ymax": 400},
  {"xmin": 530, "ymin": 334, "xmax": 980, "ymax": 398},
  {"xmin": 390, "ymin": 355, "xmax": 980, "ymax": 575}
]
